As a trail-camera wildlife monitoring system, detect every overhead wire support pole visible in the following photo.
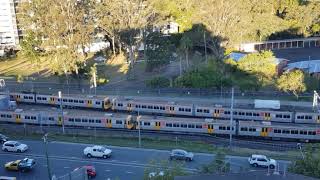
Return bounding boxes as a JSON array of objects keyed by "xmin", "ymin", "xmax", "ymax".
[
  {"xmin": 58, "ymin": 91, "xmax": 64, "ymax": 134},
  {"xmin": 43, "ymin": 133, "xmax": 52, "ymax": 180},
  {"xmin": 138, "ymin": 109, "xmax": 141, "ymax": 148},
  {"xmin": 229, "ymin": 87, "xmax": 234, "ymax": 149}
]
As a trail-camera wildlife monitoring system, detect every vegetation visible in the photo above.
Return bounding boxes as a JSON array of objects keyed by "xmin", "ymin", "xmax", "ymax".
[
  {"xmin": 146, "ymin": 77, "xmax": 171, "ymax": 88},
  {"xmin": 276, "ymin": 70, "xmax": 307, "ymax": 98},
  {"xmin": 289, "ymin": 145, "xmax": 320, "ymax": 178},
  {"xmin": 201, "ymin": 151, "xmax": 230, "ymax": 174},
  {"xmin": 143, "ymin": 160, "xmax": 188, "ymax": 180}
]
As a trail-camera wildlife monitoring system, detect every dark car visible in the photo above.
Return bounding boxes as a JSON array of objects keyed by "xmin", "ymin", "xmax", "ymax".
[
  {"xmin": 18, "ymin": 158, "xmax": 36, "ymax": 172},
  {"xmin": 169, "ymin": 149, "xmax": 194, "ymax": 161},
  {"xmin": 0, "ymin": 134, "xmax": 8, "ymax": 144}
]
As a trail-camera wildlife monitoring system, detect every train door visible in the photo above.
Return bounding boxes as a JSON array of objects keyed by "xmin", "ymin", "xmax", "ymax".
[
  {"xmin": 104, "ymin": 98, "xmax": 112, "ymax": 110},
  {"xmin": 166, "ymin": 106, "xmax": 175, "ymax": 115},
  {"xmin": 15, "ymin": 114, "xmax": 21, "ymax": 123},
  {"xmin": 87, "ymin": 100, "xmax": 93, "ymax": 108},
  {"xmin": 106, "ymin": 119, "xmax": 112, "ymax": 128},
  {"xmin": 127, "ymin": 103, "xmax": 133, "ymax": 112},
  {"xmin": 125, "ymin": 116, "xmax": 136, "ymax": 130},
  {"xmin": 155, "ymin": 121, "xmax": 161, "ymax": 130},
  {"xmin": 263, "ymin": 112, "xmax": 271, "ymax": 121},
  {"xmin": 317, "ymin": 115, "xmax": 320, "ymax": 123},
  {"xmin": 111, "ymin": 99, "xmax": 116, "ymax": 111},
  {"xmin": 213, "ymin": 109, "xmax": 222, "ymax": 118},
  {"xmin": 260, "ymin": 127, "xmax": 269, "ymax": 137},
  {"xmin": 57, "ymin": 116, "xmax": 63, "ymax": 126},
  {"xmin": 49, "ymin": 97, "xmax": 56, "ymax": 105},
  {"xmin": 15, "ymin": 95, "xmax": 21, "ymax": 102},
  {"xmin": 207, "ymin": 124, "xmax": 214, "ymax": 134}
]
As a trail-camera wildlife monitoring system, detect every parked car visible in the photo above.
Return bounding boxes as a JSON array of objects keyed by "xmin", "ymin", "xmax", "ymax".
[
  {"xmin": 149, "ymin": 171, "xmax": 164, "ymax": 178},
  {"xmin": 83, "ymin": 145, "xmax": 112, "ymax": 159},
  {"xmin": 4, "ymin": 158, "xmax": 35, "ymax": 172},
  {"xmin": 0, "ymin": 134, "xmax": 8, "ymax": 144},
  {"xmin": 2, "ymin": 141, "xmax": 28, "ymax": 153},
  {"xmin": 169, "ymin": 149, "xmax": 194, "ymax": 161},
  {"xmin": 248, "ymin": 154, "xmax": 277, "ymax": 169},
  {"xmin": 0, "ymin": 176, "xmax": 16, "ymax": 180},
  {"xmin": 74, "ymin": 165, "xmax": 96, "ymax": 179}
]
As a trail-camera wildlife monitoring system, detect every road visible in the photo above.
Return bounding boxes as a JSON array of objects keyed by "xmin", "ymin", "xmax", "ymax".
[{"xmin": 0, "ymin": 140, "xmax": 291, "ymax": 180}]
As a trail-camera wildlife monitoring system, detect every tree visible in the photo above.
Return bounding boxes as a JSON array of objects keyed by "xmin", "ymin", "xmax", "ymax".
[
  {"xmin": 201, "ymin": 151, "xmax": 230, "ymax": 174},
  {"xmin": 237, "ymin": 51, "xmax": 277, "ymax": 86},
  {"xmin": 90, "ymin": 63, "xmax": 98, "ymax": 94},
  {"xmin": 179, "ymin": 35, "xmax": 193, "ymax": 69},
  {"xmin": 276, "ymin": 70, "xmax": 307, "ymax": 98},
  {"xmin": 145, "ymin": 32, "xmax": 175, "ymax": 72},
  {"xmin": 289, "ymin": 144, "xmax": 320, "ymax": 178},
  {"xmin": 143, "ymin": 160, "xmax": 188, "ymax": 180}
]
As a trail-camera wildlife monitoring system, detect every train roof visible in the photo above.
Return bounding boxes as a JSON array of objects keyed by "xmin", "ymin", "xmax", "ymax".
[
  {"xmin": 9, "ymin": 104, "xmax": 130, "ymax": 118},
  {"xmin": 138, "ymin": 115, "xmax": 231, "ymax": 124},
  {"xmin": 239, "ymin": 120, "xmax": 320, "ymax": 128}
]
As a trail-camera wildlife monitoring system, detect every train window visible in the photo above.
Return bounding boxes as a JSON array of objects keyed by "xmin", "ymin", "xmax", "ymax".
[
  {"xmin": 224, "ymin": 111, "xmax": 230, "ymax": 115},
  {"xmin": 306, "ymin": 116, "xmax": 312, "ymax": 120},
  {"xmin": 63, "ymin": 99, "xmax": 67, "ymax": 102},
  {"xmin": 29, "ymin": 96, "xmax": 33, "ymax": 99},
  {"xmin": 0, "ymin": 114, "xmax": 5, "ymax": 118},
  {"xmin": 308, "ymin": 131, "xmax": 316, "ymax": 135},
  {"xmin": 240, "ymin": 127, "xmax": 248, "ymax": 131},
  {"xmin": 43, "ymin": 97, "xmax": 47, "ymax": 100},
  {"xmin": 147, "ymin": 106, "xmax": 153, "ymax": 109},
  {"xmin": 239, "ymin": 112, "xmax": 245, "ymax": 116},
  {"xmin": 169, "ymin": 107, "xmax": 175, "ymax": 111},
  {"xmin": 227, "ymin": 126, "xmax": 230, "ymax": 130},
  {"xmin": 297, "ymin": 116, "xmax": 303, "ymax": 119},
  {"xmin": 283, "ymin": 115, "xmax": 289, "ymax": 118},
  {"xmin": 219, "ymin": 126, "xmax": 226, "ymax": 130},
  {"xmin": 299, "ymin": 131, "xmax": 307, "ymax": 135},
  {"xmin": 48, "ymin": 117, "xmax": 54, "ymax": 121},
  {"xmin": 188, "ymin": 124, "xmax": 195, "ymax": 128},
  {"xmin": 74, "ymin": 100, "xmax": 78, "ymax": 103},
  {"xmin": 7, "ymin": 114, "xmax": 12, "ymax": 118},
  {"xmin": 276, "ymin": 114, "xmax": 283, "ymax": 118},
  {"xmin": 82, "ymin": 119, "xmax": 88, "ymax": 123},
  {"xmin": 135, "ymin": 105, "xmax": 139, "ymax": 108},
  {"xmin": 116, "ymin": 120, "xmax": 123, "ymax": 124},
  {"xmin": 95, "ymin": 120, "xmax": 102, "ymax": 123},
  {"xmin": 197, "ymin": 109, "xmax": 203, "ymax": 113},
  {"xmin": 253, "ymin": 113, "xmax": 260, "ymax": 116},
  {"xmin": 203, "ymin": 109, "xmax": 209, "ymax": 113},
  {"xmin": 69, "ymin": 118, "xmax": 74, "ymax": 122},
  {"xmin": 181, "ymin": 124, "xmax": 187, "ymax": 128},
  {"xmin": 118, "ymin": 103, "xmax": 123, "ymax": 107},
  {"xmin": 57, "ymin": 99, "xmax": 61, "ymax": 102},
  {"xmin": 89, "ymin": 119, "xmax": 94, "ymax": 123},
  {"xmin": 185, "ymin": 108, "xmax": 191, "ymax": 112},
  {"xmin": 273, "ymin": 129, "xmax": 281, "ymax": 133},
  {"xmin": 31, "ymin": 116, "xmax": 36, "ymax": 120},
  {"xmin": 179, "ymin": 108, "xmax": 184, "ymax": 111},
  {"xmin": 172, "ymin": 123, "xmax": 179, "ymax": 127},
  {"xmin": 290, "ymin": 130, "xmax": 298, "ymax": 134},
  {"xmin": 233, "ymin": 112, "xmax": 238, "ymax": 115},
  {"xmin": 160, "ymin": 106, "xmax": 165, "ymax": 110},
  {"xmin": 196, "ymin": 124, "xmax": 202, "ymax": 128},
  {"xmin": 142, "ymin": 105, "xmax": 146, "ymax": 109},
  {"xmin": 166, "ymin": 123, "xmax": 172, "ymax": 127},
  {"xmin": 249, "ymin": 128, "xmax": 256, "ymax": 132},
  {"xmin": 37, "ymin": 97, "xmax": 41, "ymax": 100},
  {"xmin": 79, "ymin": 100, "xmax": 84, "ymax": 103},
  {"xmin": 154, "ymin": 106, "xmax": 159, "ymax": 109},
  {"xmin": 245, "ymin": 112, "xmax": 252, "ymax": 116},
  {"xmin": 68, "ymin": 99, "xmax": 73, "ymax": 102},
  {"xmin": 143, "ymin": 122, "xmax": 150, "ymax": 126},
  {"xmin": 25, "ymin": 116, "xmax": 30, "ymax": 119},
  {"xmin": 75, "ymin": 118, "xmax": 81, "ymax": 122}
]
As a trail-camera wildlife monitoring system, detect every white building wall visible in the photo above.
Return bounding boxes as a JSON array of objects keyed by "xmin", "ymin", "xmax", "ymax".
[{"xmin": 0, "ymin": 0, "xmax": 19, "ymax": 48}]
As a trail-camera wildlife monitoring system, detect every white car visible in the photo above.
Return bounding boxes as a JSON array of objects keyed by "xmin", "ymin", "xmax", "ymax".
[
  {"xmin": 83, "ymin": 145, "xmax": 112, "ymax": 159},
  {"xmin": 2, "ymin": 141, "xmax": 28, "ymax": 153},
  {"xmin": 149, "ymin": 171, "xmax": 164, "ymax": 178},
  {"xmin": 248, "ymin": 154, "xmax": 277, "ymax": 169}
]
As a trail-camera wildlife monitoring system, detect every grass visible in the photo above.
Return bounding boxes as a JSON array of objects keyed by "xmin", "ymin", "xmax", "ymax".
[{"xmin": 0, "ymin": 129, "xmax": 301, "ymax": 161}]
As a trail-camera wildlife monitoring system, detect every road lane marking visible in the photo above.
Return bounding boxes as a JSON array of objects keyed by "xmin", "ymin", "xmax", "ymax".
[
  {"xmin": 64, "ymin": 167, "xmax": 70, "ymax": 169},
  {"xmin": 126, "ymin": 171, "xmax": 134, "ymax": 174},
  {"xmin": 105, "ymin": 169, "xmax": 111, "ymax": 172}
]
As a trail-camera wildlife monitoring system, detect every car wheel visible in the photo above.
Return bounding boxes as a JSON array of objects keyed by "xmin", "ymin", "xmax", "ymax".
[
  {"xmin": 17, "ymin": 149, "xmax": 21, "ymax": 153},
  {"xmin": 269, "ymin": 165, "xmax": 275, "ymax": 169},
  {"xmin": 3, "ymin": 148, "xmax": 8, "ymax": 152},
  {"xmin": 87, "ymin": 154, "xmax": 92, "ymax": 158},
  {"xmin": 187, "ymin": 158, "xmax": 192, "ymax": 161},
  {"xmin": 103, "ymin": 155, "xmax": 108, "ymax": 159},
  {"xmin": 253, "ymin": 163, "xmax": 258, "ymax": 167}
]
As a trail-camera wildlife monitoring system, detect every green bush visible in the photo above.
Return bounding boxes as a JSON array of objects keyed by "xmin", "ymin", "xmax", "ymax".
[
  {"xmin": 16, "ymin": 74, "xmax": 24, "ymax": 83},
  {"xmin": 146, "ymin": 77, "xmax": 170, "ymax": 88},
  {"xmin": 98, "ymin": 78, "xmax": 108, "ymax": 85}
]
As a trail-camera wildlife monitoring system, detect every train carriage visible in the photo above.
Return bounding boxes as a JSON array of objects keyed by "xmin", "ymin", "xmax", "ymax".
[
  {"xmin": 10, "ymin": 93, "xmax": 35, "ymax": 103},
  {"xmin": 295, "ymin": 112, "xmax": 320, "ymax": 124}
]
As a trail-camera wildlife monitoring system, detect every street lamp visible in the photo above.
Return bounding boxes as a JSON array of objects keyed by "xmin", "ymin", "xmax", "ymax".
[
  {"xmin": 229, "ymin": 87, "xmax": 234, "ymax": 149},
  {"xmin": 43, "ymin": 133, "xmax": 52, "ymax": 180},
  {"xmin": 58, "ymin": 91, "xmax": 65, "ymax": 134}
]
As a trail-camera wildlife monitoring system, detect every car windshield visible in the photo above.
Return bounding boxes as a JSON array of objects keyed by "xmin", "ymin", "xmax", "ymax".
[
  {"xmin": 15, "ymin": 142, "xmax": 21, "ymax": 146},
  {"xmin": 100, "ymin": 147, "xmax": 106, "ymax": 151}
]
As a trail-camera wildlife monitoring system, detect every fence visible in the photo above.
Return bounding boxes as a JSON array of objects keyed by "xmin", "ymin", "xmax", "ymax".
[{"xmin": 52, "ymin": 166, "xmax": 87, "ymax": 180}]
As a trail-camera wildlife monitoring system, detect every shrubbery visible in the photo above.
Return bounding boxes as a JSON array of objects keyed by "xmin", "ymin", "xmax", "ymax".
[{"xmin": 146, "ymin": 77, "xmax": 170, "ymax": 88}]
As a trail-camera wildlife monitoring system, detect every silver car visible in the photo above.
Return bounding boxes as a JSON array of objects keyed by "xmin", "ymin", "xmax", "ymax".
[{"xmin": 169, "ymin": 149, "xmax": 194, "ymax": 161}]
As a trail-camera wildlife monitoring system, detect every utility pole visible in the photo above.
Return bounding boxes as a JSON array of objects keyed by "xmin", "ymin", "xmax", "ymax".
[
  {"xmin": 179, "ymin": 56, "xmax": 182, "ymax": 76},
  {"xmin": 138, "ymin": 109, "xmax": 141, "ymax": 148},
  {"xmin": 229, "ymin": 87, "xmax": 234, "ymax": 149},
  {"xmin": 58, "ymin": 91, "xmax": 64, "ymax": 134},
  {"xmin": 43, "ymin": 133, "xmax": 52, "ymax": 180}
]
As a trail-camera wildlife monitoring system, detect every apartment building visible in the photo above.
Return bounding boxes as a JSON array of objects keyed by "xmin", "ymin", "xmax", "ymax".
[{"xmin": 0, "ymin": 0, "xmax": 19, "ymax": 49}]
